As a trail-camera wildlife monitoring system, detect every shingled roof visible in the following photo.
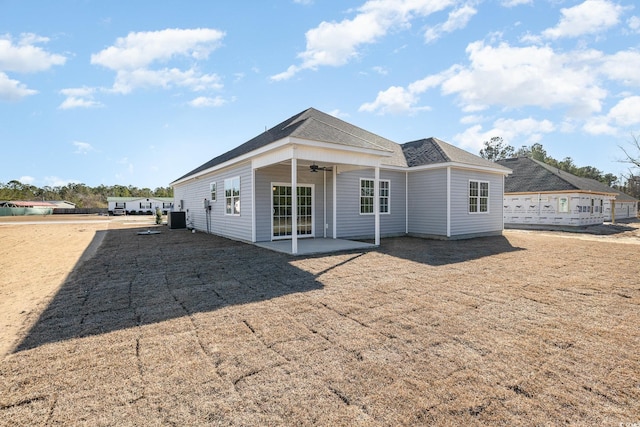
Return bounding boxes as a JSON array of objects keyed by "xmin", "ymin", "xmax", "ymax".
[
  {"xmin": 173, "ymin": 108, "xmax": 511, "ymax": 184},
  {"xmin": 402, "ymin": 137, "xmax": 511, "ymax": 171},
  {"xmin": 496, "ymin": 157, "xmax": 636, "ymax": 201},
  {"xmin": 173, "ymin": 108, "xmax": 406, "ymax": 182}
]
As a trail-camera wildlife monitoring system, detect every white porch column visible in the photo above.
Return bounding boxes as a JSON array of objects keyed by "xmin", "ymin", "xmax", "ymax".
[
  {"xmin": 374, "ymin": 166, "xmax": 380, "ymax": 246},
  {"xmin": 291, "ymin": 158, "xmax": 298, "ymax": 254},
  {"xmin": 332, "ymin": 165, "xmax": 337, "ymax": 239}
]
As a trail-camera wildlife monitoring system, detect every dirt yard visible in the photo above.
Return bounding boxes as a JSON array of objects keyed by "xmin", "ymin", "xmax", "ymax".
[{"xmin": 1, "ymin": 216, "xmax": 639, "ymax": 426}]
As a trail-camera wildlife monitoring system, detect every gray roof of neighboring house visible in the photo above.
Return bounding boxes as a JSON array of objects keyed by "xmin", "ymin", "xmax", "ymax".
[
  {"xmin": 402, "ymin": 137, "xmax": 512, "ymax": 171},
  {"xmin": 496, "ymin": 157, "xmax": 638, "ymax": 201},
  {"xmin": 173, "ymin": 108, "xmax": 508, "ymax": 184}
]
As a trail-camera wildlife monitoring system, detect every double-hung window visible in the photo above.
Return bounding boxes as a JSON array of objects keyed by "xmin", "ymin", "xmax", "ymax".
[
  {"xmin": 225, "ymin": 177, "xmax": 240, "ymax": 215},
  {"xmin": 210, "ymin": 182, "xmax": 217, "ymax": 202},
  {"xmin": 469, "ymin": 180, "xmax": 489, "ymax": 213},
  {"xmin": 360, "ymin": 178, "xmax": 390, "ymax": 214}
]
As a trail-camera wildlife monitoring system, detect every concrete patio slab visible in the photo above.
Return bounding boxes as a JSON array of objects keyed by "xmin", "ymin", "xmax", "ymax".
[{"xmin": 254, "ymin": 238, "xmax": 376, "ymax": 255}]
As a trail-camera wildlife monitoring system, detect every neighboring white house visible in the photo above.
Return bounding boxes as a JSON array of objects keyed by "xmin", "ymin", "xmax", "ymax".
[
  {"xmin": 497, "ymin": 157, "xmax": 638, "ymax": 228},
  {"xmin": 170, "ymin": 108, "xmax": 511, "ymax": 254},
  {"xmin": 107, "ymin": 197, "xmax": 174, "ymax": 215}
]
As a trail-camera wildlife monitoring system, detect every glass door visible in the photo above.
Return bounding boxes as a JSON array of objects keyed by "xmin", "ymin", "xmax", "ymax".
[{"xmin": 272, "ymin": 185, "xmax": 313, "ymax": 239}]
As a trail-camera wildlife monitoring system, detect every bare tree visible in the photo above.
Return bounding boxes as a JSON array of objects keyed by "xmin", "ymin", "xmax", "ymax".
[{"xmin": 619, "ymin": 134, "xmax": 640, "ymax": 169}]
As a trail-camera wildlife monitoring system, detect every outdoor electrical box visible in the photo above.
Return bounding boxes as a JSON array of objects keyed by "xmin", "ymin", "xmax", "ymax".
[{"xmin": 168, "ymin": 211, "xmax": 186, "ymax": 229}]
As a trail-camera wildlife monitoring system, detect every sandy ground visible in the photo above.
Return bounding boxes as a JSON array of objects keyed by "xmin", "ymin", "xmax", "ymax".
[
  {"xmin": 0, "ymin": 215, "xmax": 157, "ymax": 357},
  {"xmin": 0, "ymin": 215, "xmax": 639, "ymax": 425}
]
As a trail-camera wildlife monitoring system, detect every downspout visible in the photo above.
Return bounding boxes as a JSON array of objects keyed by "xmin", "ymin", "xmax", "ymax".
[{"xmin": 405, "ymin": 171, "xmax": 408, "ymax": 235}]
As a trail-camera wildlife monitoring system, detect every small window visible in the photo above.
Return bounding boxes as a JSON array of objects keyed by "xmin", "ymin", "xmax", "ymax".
[
  {"xmin": 360, "ymin": 179, "xmax": 375, "ymax": 214},
  {"xmin": 360, "ymin": 179, "xmax": 390, "ymax": 214},
  {"xmin": 210, "ymin": 182, "xmax": 216, "ymax": 201},
  {"xmin": 558, "ymin": 196, "xmax": 569, "ymax": 213},
  {"xmin": 379, "ymin": 180, "xmax": 390, "ymax": 214},
  {"xmin": 225, "ymin": 177, "xmax": 240, "ymax": 215},
  {"xmin": 469, "ymin": 180, "xmax": 489, "ymax": 213}
]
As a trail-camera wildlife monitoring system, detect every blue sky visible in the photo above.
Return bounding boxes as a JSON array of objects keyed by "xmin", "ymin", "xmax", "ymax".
[{"xmin": 1, "ymin": 0, "xmax": 639, "ymax": 189}]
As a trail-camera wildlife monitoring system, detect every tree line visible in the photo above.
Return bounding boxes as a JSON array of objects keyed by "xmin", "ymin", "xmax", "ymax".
[
  {"xmin": 479, "ymin": 136, "xmax": 640, "ymax": 198},
  {"xmin": 0, "ymin": 181, "xmax": 173, "ymax": 208}
]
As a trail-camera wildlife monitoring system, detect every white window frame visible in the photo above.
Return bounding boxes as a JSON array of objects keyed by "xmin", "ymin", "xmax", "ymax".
[
  {"xmin": 224, "ymin": 177, "xmax": 240, "ymax": 216},
  {"xmin": 468, "ymin": 180, "xmax": 489, "ymax": 214},
  {"xmin": 140, "ymin": 201, "xmax": 152, "ymax": 210},
  {"xmin": 379, "ymin": 179, "xmax": 390, "ymax": 214},
  {"xmin": 210, "ymin": 182, "xmax": 217, "ymax": 202},
  {"xmin": 558, "ymin": 196, "xmax": 570, "ymax": 213},
  {"xmin": 360, "ymin": 178, "xmax": 390, "ymax": 215}
]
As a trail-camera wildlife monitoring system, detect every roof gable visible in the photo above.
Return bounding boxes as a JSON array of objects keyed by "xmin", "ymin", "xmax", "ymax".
[
  {"xmin": 173, "ymin": 108, "xmax": 407, "ymax": 182},
  {"xmin": 402, "ymin": 137, "xmax": 510, "ymax": 171}
]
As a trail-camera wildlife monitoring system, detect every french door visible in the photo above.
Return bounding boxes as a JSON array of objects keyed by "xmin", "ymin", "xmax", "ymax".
[{"xmin": 272, "ymin": 184, "xmax": 313, "ymax": 239}]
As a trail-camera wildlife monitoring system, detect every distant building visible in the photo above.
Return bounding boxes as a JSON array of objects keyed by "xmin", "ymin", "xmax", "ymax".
[
  {"xmin": 107, "ymin": 197, "xmax": 174, "ymax": 215},
  {"xmin": 497, "ymin": 157, "xmax": 638, "ymax": 228},
  {"xmin": 0, "ymin": 200, "xmax": 55, "ymax": 216}
]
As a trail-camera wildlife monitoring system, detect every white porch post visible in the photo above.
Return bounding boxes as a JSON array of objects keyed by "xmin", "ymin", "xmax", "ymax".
[
  {"xmin": 291, "ymin": 157, "xmax": 298, "ymax": 254},
  {"xmin": 251, "ymin": 166, "xmax": 256, "ymax": 242},
  {"xmin": 323, "ymin": 168, "xmax": 327, "ymax": 238},
  {"xmin": 332, "ymin": 165, "xmax": 337, "ymax": 239},
  {"xmin": 374, "ymin": 166, "xmax": 380, "ymax": 246}
]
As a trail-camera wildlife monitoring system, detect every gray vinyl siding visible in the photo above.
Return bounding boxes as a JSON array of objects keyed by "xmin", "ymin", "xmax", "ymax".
[
  {"xmin": 407, "ymin": 168, "xmax": 448, "ymax": 237},
  {"xmin": 335, "ymin": 169, "xmax": 406, "ymax": 239},
  {"xmin": 173, "ymin": 162, "xmax": 253, "ymax": 242},
  {"xmin": 254, "ymin": 164, "xmax": 329, "ymax": 242},
  {"xmin": 449, "ymin": 169, "xmax": 504, "ymax": 236}
]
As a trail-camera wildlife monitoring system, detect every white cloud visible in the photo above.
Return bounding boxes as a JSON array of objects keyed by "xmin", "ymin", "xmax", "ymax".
[
  {"xmin": 271, "ymin": 0, "xmax": 454, "ymax": 81},
  {"xmin": 541, "ymin": 0, "xmax": 624, "ymax": 39},
  {"xmin": 629, "ymin": 16, "xmax": 640, "ymax": 32},
  {"xmin": 361, "ymin": 42, "xmax": 606, "ymax": 117},
  {"xmin": 424, "ymin": 4, "xmax": 477, "ymax": 43},
  {"xmin": 91, "ymin": 28, "xmax": 225, "ymax": 70},
  {"xmin": 599, "ymin": 50, "xmax": 640, "ymax": 86},
  {"xmin": 0, "ymin": 71, "xmax": 37, "ymax": 100},
  {"xmin": 585, "ymin": 96, "xmax": 640, "ymax": 135},
  {"xmin": 19, "ymin": 175, "xmax": 35, "ymax": 184},
  {"xmin": 360, "ymin": 85, "xmax": 428, "ymax": 114},
  {"xmin": 501, "ymin": 0, "xmax": 532, "ymax": 7},
  {"xmin": 372, "ymin": 66, "xmax": 388, "ymax": 75},
  {"xmin": 90, "ymin": 28, "xmax": 226, "ymax": 96},
  {"xmin": 0, "ymin": 33, "xmax": 66, "ymax": 73},
  {"xmin": 44, "ymin": 176, "xmax": 78, "ymax": 187},
  {"xmin": 460, "ymin": 114, "xmax": 485, "ymax": 124},
  {"xmin": 359, "ymin": 71, "xmax": 449, "ymax": 114},
  {"xmin": 328, "ymin": 109, "xmax": 350, "ymax": 119},
  {"xmin": 608, "ymin": 96, "xmax": 640, "ymax": 126},
  {"xmin": 72, "ymin": 141, "xmax": 95, "ymax": 154},
  {"xmin": 110, "ymin": 68, "xmax": 223, "ymax": 94},
  {"xmin": 0, "ymin": 33, "xmax": 65, "ymax": 101},
  {"xmin": 453, "ymin": 117, "xmax": 555, "ymax": 152},
  {"xmin": 188, "ymin": 96, "xmax": 227, "ymax": 107},
  {"xmin": 58, "ymin": 87, "xmax": 103, "ymax": 109}
]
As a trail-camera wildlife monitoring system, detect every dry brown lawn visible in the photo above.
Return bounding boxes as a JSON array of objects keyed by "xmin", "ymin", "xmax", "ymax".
[{"xmin": 1, "ymin": 215, "xmax": 639, "ymax": 426}]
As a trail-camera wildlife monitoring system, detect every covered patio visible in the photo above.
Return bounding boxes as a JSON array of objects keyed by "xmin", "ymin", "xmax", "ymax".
[{"xmin": 254, "ymin": 237, "xmax": 376, "ymax": 256}]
